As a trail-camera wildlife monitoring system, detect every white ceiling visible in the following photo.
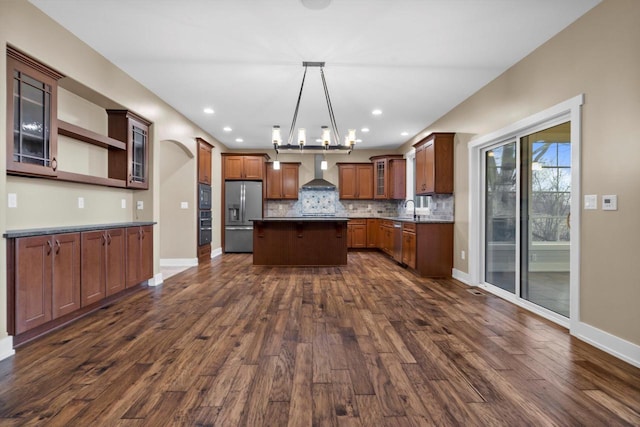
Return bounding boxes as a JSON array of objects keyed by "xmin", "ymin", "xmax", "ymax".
[{"xmin": 30, "ymin": 0, "xmax": 600, "ymax": 151}]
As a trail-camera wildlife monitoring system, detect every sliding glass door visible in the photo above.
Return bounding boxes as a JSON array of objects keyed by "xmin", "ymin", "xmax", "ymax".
[{"xmin": 483, "ymin": 122, "xmax": 571, "ymax": 318}]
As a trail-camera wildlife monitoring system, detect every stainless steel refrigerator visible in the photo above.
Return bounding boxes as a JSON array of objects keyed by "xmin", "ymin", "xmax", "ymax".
[{"xmin": 224, "ymin": 181, "xmax": 262, "ymax": 253}]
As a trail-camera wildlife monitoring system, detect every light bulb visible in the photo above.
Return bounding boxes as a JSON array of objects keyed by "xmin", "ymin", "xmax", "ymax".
[
  {"xmin": 298, "ymin": 128, "xmax": 306, "ymax": 146},
  {"xmin": 273, "ymin": 160, "xmax": 281, "ymax": 170},
  {"xmin": 272, "ymin": 125, "xmax": 282, "ymax": 146}
]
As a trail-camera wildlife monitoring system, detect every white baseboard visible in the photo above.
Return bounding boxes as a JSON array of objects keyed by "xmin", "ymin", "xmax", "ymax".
[
  {"xmin": 148, "ymin": 272, "xmax": 163, "ymax": 287},
  {"xmin": 572, "ymin": 322, "xmax": 640, "ymax": 369},
  {"xmin": 0, "ymin": 336, "xmax": 15, "ymax": 362},
  {"xmin": 160, "ymin": 258, "xmax": 198, "ymax": 267},
  {"xmin": 452, "ymin": 268, "xmax": 471, "ymax": 285},
  {"xmin": 211, "ymin": 247, "xmax": 222, "ymax": 258}
]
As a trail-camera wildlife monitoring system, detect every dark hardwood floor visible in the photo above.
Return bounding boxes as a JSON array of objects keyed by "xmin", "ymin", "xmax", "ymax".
[{"xmin": 0, "ymin": 252, "xmax": 639, "ymax": 426}]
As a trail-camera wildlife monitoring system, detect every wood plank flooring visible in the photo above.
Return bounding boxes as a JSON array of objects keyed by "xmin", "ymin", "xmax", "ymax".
[{"xmin": 0, "ymin": 252, "xmax": 639, "ymax": 426}]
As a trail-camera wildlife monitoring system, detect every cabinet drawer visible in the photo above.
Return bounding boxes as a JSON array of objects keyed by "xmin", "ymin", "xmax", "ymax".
[
  {"xmin": 348, "ymin": 219, "xmax": 367, "ymax": 226},
  {"xmin": 403, "ymin": 222, "xmax": 416, "ymax": 233}
]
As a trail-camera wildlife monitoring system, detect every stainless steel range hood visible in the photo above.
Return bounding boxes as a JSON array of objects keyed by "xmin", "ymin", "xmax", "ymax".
[{"xmin": 301, "ymin": 154, "xmax": 336, "ymax": 191}]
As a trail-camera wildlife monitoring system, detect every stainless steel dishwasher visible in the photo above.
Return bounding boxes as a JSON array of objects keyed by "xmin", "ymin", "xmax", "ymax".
[{"xmin": 393, "ymin": 221, "xmax": 403, "ymax": 263}]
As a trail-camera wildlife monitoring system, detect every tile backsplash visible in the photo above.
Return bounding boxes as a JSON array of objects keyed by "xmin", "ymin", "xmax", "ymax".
[{"xmin": 266, "ymin": 190, "xmax": 454, "ymax": 221}]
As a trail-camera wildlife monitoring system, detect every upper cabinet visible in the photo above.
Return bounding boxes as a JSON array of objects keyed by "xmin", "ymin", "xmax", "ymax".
[
  {"xmin": 337, "ymin": 163, "xmax": 374, "ymax": 200},
  {"xmin": 197, "ymin": 138, "xmax": 213, "ymax": 185},
  {"xmin": 370, "ymin": 155, "xmax": 406, "ymax": 200},
  {"xmin": 266, "ymin": 162, "xmax": 300, "ymax": 200},
  {"xmin": 222, "ymin": 154, "xmax": 268, "ymax": 180},
  {"xmin": 107, "ymin": 110, "xmax": 152, "ymax": 190},
  {"xmin": 414, "ymin": 132, "xmax": 454, "ymax": 195},
  {"xmin": 6, "ymin": 47, "xmax": 63, "ymax": 178}
]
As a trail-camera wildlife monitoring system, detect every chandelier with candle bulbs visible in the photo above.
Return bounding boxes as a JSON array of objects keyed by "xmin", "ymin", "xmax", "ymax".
[{"xmin": 272, "ymin": 62, "xmax": 356, "ymax": 154}]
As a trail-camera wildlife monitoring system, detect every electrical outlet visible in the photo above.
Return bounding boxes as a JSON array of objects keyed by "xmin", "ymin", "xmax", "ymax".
[
  {"xmin": 8, "ymin": 193, "xmax": 17, "ymax": 208},
  {"xmin": 121, "ymin": 199, "xmax": 127, "ymax": 209},
  {"xmin": 78, "ymin": 197, "xmax": 85, "ymax": 209},
  {"xmin": 180, "ymin": 202, "xmax": 189, "ymax": 209},
  {"xmin": 137, "ymin": 200, "xmax": 144, "ymax": 210},
  {"xmin": 461, "ymin": 250, "xmax": 465, "ymax": 260}
]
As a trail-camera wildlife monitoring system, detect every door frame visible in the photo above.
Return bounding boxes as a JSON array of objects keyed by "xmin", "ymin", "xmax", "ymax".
[{"xmin": 468, "ymin": 94, "xmax": 583, "ymax": 329}]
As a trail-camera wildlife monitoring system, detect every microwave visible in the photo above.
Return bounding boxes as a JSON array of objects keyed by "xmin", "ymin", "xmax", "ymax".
[{"xmin": 199, "ymin": 183, "xmax": 212, "ymax": 210}]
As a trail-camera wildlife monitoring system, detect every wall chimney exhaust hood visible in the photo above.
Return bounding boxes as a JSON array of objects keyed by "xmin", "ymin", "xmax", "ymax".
[{"xmin": 301, "ymin": 154, "xmax": 336, "ymax": 191}]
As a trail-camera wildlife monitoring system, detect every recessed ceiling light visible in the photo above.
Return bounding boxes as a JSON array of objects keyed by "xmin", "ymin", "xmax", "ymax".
[
  {"xmin": 401, "ymin": 131, "xmax": 409, "ymax": 136},
  {"xmin": 203, "ymin": 107, "xmax": 214, "ymax": 114},
  {"xmin": 235, "ymin": 138, "xmax": 243, "ymax": 143},
  {"xmin": 300, "ymin": 0, "xmax": 331, "ymax": 10},
  {"xmin": 361, "ymin": 127, "xmax": 370, "ymax": 133},
  {"xmin": 223, "ymin": 126, "xmax": 232, "ymax": 132},
  {"xmin": 371, "ymin": 109, "xmax": 382, "ymax": 116}
]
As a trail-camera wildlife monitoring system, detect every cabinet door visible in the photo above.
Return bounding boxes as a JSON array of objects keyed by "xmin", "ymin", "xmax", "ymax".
[
  {"xmin": 224, "ymin": 156, "xmax": 244, "ymax": 180},
  {"xmin": 52, "ymin": 233, "xmax": 81, "ymax": 319},
  {"xmin": 125, "ymin": 227, "xmax": 142, "ymax": 288},
  {"xmin": 81, "ymin": 231, "xmax": 106, "ymax": 307},
  {"xmin": 107, "ymin": 110, "xmax": 151, "ymax": 189},
  {"xmin": 140, "ymin": 226, "xmax": 154, "ymax": 282},
  {"xmin": 266, "ymin": 164, "xmax": 283, "ymax": 199},
  {"xmin": 281, "ymin": 163, "xmax": 299, "ymax": 199},
  {"xmin": 128, "ymin": 117, "xmax": 149, "ymax": 189},
  {"xmin": 338, "ymin": 165, "xmax": 357, "ymax": 199},
  {"xmin": 352, "ymin": 224, "xmax": 367, "ymax": 248},
  {"xmin": 389, "ymin": 159, "xmax": 406, "ymax": 200},
  {"xmin": 402, "ymin": 231, "xmax": 416, "ymax": 269},
  {"xmin": 366, "ymin": 219, "xmax": 379, "ymax": 248},
  {"xmin": 356, "ymin": 165, "xmax": 374, "ymax": 199},
  {"xmin": 15, "ymin": 236, "xmax": 53, "ymax": 334},
  {"xmin": 7, "ymin": 49, "xmax": 61, "ymax": 178},
  {"xmin": 198, "ymin": 140, "xmax": 213, "ymax": 184},
  {"xmin": 424, "ymin": 142, "xmax": 436, "ymax": 194},
  {"xmin": 106, "ymin": 228, "xmax": 126, "ymax": 296},
  {"xmin": 243, "ymin": 156, "xmax": 264, "ymax": 180},
  {"xmin": 373, "ymin": 159, "xmax": 387, "ymax": 199},
  {"xmin": 415, "ymin": 144, "xmax": 427, "ymax": 195}
]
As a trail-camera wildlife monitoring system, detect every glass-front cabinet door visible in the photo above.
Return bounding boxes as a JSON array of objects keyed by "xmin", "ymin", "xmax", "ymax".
[
  {"xmin": 6, "ymin": 47, "xmax": 63, "ymax": 177},
  {"xmin": 107, "ymin": 110, "xmax": 151, "ymax": 189}
]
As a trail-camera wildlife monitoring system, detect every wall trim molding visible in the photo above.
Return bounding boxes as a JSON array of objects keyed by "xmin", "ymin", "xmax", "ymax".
[
  {"xmin": 148, "ymin": 272, "xmax": 163, "ymax": 287},
  {"xmin": 0, "ymin": 336, "xmax": 15, "ymax": 362},
  {"xmin": 573, "ymin": 322, "xmax": 640, "ymax": 369},
  {"xmin": 211, "ymin": 247, "xmax": 223, "ymax": 258},
  {"xmin": 452, "ymin": 268, "xmax": 470, "ymax": 285},
  {"xmin": 160, "ymin": 258, "xmax": 198, "ymax": 267}
]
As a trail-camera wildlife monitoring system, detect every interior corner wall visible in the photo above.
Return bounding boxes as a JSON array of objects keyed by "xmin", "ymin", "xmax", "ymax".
[{"xmin": 414, "ymin": 0, "xmax": 640, "ymax": 346}]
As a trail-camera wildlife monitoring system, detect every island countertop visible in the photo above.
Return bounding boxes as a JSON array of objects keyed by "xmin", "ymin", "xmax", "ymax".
[{"xmin": 251, "ymin": 217, "xmax": 349, "ymax": 222}]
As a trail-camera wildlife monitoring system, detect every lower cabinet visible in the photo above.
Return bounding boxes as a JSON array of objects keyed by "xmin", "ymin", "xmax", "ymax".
[
  {"xmin": 347, "ymin": 219, "xmax": 367, "ymax": 248},
  {"xmin": 81, "ymin": 228, "xmax": 126, "ymax": 306},
  {"xmin": 402, "ymin": 224, "xmax": 417, "ymax": 269},
  {"xmin": 14, "ymin": 233, "xmax": 81, "ymax": 335},
  {"xmin": 126, "ymin": 225, "xmax": 154, "ymax": 288},
  {"xmin": 9, "ymin": 224, "xmax": 153, "ymax": 343}
]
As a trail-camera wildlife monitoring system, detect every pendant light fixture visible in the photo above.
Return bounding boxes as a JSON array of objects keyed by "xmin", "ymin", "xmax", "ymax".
[{"xmin": 272, "ymin": 62, "xmax": 356, "ymax": 154}]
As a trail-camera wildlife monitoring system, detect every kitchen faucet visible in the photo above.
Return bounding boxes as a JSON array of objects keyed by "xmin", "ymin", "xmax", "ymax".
[{"xmin": 404, "ymin": 199, "xmax": 416, "ymax": 220}]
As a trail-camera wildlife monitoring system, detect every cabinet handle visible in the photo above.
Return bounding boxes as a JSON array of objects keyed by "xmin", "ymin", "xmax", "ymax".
[
  {"xmin": 129, "ymin": 173, "xmax": 133, "ymax": 183},
  {"xmin": 140, "ymin": 229, "xmax": 144, "ymax": 240},
  {"xmin": 46, "ymin": 240, "xmax": 52, "ymax": 255},
  {"xmin": 107, "ymin": 233, "xmax": 112, "ymax": 245},
  {"xmin": 101, "ymin": 234, "xmax": 106, "ymax": 245},
  {"xmin": 55, "ymin": 239, "xmax": 61, "ymax": 254},
  {"xmin": 51, "ymin": 157, "xmax": 58, "ymax": 172}
]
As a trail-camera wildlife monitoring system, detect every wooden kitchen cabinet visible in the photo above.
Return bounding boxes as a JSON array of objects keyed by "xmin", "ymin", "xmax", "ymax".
[
  {"xmin": 370, "ymin": 155, "xmax": 406, "ymax": 200},
  {"xmin": 6, "ymin": 47, "xmax": 63, "ymax": 178},
  {"xmin": 401, "ymin": 222, "xmax": 416, "ymax": 269},
  {"xmin": 126, "ymin": 225, "xmax": 153, "ymax": 288},
  {"xmin": 266, "ymin": 162, "xmax": 300, "ymax": 199},
  {"xmin": 337, "ymin": 163, "xmax": 374, "ymax": 199},
  {"xmin": 222, "ymin": 154, "xmax": 267, "ymax": 180},
  {"xmin": 347, "ymin": 219, "xmax": 367, "ymax": 249},
  {"xmin": 14, "ymin": 233, "xmax": 80, "ymax": 334},
  {"xmin": 366, "ymin": 218, "xmax": 379, "ymax": 248},
  {"xmin": 197, "ymin": 138, "xmax": 213, "ymax": 184},
  {"xmin": 81, "ymin": 228, "xmax": 126, "ymax": 306},
  {"xmin": 379, "ymin": 220, "xmax": 394, "ymax": 256},
  {"xmin": 107, "ymin": 109, "xmax": 152, "ymax": 189},
  {"xmin": 414, "ymin": 222, "xmax": 453, "ymax": 278},
  {"xmin": 414, "ymin": 132, "xmax": 454, "ymax": 195}
]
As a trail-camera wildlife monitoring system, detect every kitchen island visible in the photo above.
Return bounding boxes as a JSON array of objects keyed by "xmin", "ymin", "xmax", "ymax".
[{"xmin": 252, "ymin": 217, "xmax": 348, "ymax": 266}]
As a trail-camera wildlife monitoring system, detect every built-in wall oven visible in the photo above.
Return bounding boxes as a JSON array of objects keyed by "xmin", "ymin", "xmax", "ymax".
[
  {"xmin": 199, "ymin": 183, "xmax": 212, "ymax": 210},
  {"xmin": 199, "ymin": 210, "xmax": 212, "ymax": 246}
]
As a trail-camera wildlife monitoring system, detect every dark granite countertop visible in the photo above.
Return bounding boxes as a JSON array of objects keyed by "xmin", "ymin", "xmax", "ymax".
[
  {"xmin": 3, "ymin": 222, "xmax": 156, "ymax": 239},
  {"xmin": 252, "ymin": 217, "xmax": 349, "ymax": 222}
]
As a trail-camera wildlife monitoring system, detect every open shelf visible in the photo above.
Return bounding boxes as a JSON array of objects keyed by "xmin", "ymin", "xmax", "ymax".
[
  {"xmin": 56, "ymin": 171, "xmax": 127, "ymax": 188},
  {"xmin": 58, "ymin": 120, "xmax": 126, "ymax": 150}
]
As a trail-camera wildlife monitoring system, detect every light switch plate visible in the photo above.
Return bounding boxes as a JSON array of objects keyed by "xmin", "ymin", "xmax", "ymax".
[
  {"xmin": 602, "ymin": 194, "xmax": 617, "ymax": 210},
  {"xmin": 121, "ymin": 199, "xmax": 127, "ymax": 209},
  {"xmin": 8, "ymin": 193, "xmax": 17, "ymax": 208},
  {"xmin": 180, "ymin": 202, "xmax": 188, "ymax": 209},
  {"xmin": 584, "ymin": 194, "xmax": 597, "ymax": 210},
  {"xmin": 78, "ymin": 197, "xmax": 85, "ymax": 209}
]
